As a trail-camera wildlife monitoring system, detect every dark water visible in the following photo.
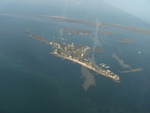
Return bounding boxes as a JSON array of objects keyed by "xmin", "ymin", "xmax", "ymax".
[{"xmin": 0, "ymin": 14, "xmax": 150, "ymax": 113}]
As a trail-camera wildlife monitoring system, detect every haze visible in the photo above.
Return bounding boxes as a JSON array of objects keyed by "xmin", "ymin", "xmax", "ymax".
[
  {"xmin": 104, "ymin": 0, "xmax": 150, "ymax": 23},
  {"xmin": 0, "ymin": 0, "xmax": 149, "ymax": 23}
]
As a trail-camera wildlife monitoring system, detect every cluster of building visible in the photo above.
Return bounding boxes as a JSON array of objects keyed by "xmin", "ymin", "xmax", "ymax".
[
  {"xmin": 50, "ymin": 42, "xmax": 120, "ymax": 81},
  {"xmin": 49, "ymin": 42, "xmax": 89, "ymax": 60}
]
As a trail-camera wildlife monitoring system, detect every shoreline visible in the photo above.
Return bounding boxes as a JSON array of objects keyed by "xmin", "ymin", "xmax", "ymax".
[{"xmin": 52, "ymin": 52, "xmax": 120, "ymax": 82}]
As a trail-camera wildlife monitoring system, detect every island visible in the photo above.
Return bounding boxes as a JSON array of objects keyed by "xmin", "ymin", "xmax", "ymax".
[
  {"xmin": 37, "ymin": 15, "xmax": 150, "ymax": 35},
  {"xmin": 59, "ymin": 28, "xmax": 111, "ymax": 36},
  {"xmin": 49, "ymin": 42, "xmax": 120, "ymax": 81},
  {"xmin": 28, "ymin": 34, "xmax": 120, "ymax": 81}
]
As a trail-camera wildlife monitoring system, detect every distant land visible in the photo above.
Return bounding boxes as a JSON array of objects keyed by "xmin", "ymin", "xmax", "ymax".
[
  {"xmin": 0, "ymin": 1, "xmax": 150, "ymax": 28},
  {"xmin": 63, "ymin": 1, "xmax": 150, "ymax": 28}
]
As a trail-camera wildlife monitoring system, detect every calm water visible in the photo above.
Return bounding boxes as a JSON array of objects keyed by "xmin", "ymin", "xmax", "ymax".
[{"xmin": 0, "ymin": 14, "xmax": 150, "ymax": 113}]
